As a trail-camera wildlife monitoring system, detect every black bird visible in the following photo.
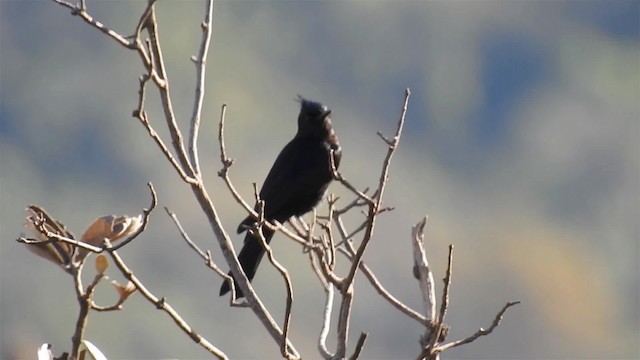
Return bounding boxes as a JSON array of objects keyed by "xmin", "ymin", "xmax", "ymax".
[{"xmin": 219, "ymin": 96, "xmax": 341, "ymax": 297}]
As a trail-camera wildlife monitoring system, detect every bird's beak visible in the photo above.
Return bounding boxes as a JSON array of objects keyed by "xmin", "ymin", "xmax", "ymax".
[{"xmin": 321, "ymin": 109, "xmax": 332, "ymax": 119}]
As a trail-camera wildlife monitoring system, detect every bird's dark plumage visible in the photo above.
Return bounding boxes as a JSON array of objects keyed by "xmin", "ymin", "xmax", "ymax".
[{"xmin": 219, "ymin": 97, "xmax": 341, "ymax": 297}]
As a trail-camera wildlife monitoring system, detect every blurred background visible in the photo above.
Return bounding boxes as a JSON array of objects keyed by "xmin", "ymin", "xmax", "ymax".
[{"xmin": 1, "ymin": 1, "xmax": 638, "ymax": 359}]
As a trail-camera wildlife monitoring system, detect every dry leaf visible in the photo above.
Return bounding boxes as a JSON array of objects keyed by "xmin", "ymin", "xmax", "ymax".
[
  {"xmin": 95, "ymin": 255, "xmax": 109, "ymax": 274},
  {"xmin": 75, "ymin": 214, "xmax": 143, "ymax": 261},
  {"xmin": 111, "ymin": 280, "xmax": 137, "ymax": 302},
  {"xmin": 23, "ymin": 205, "xmax": 75, "ymax": 267}
]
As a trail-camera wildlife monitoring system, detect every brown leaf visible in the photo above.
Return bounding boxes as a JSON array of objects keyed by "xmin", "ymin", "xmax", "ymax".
[
  {"xmin": 23, "ymin": 205, "xmax": 75, "ymax": 267},
  {"xmin": 76, "ymin": 214, "xmax": 143, "ymax": 261},
  {"xmin": 94, "ymin": 255, "xmax": 109, "ymax": 274},
  {"xmin": 111, "ymin": 280, "xmax": 137, "ymax": 302}
]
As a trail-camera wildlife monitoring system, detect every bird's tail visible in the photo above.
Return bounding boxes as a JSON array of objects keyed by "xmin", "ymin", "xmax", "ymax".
[{"xmin": 219, "ymin": 226, "xmax": 275, "ymax": 297}]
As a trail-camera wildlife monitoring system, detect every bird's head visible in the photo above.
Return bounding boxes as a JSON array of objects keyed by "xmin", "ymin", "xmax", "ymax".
[{"xmin": 295, "ymin": 95, "xmax": 332, "ymax": 137}]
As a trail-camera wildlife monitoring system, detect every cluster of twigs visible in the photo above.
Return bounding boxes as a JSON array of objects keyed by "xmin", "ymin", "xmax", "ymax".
[{"xmin": 17, "ymin": 1, "xmax": 520, "ymax": 359}]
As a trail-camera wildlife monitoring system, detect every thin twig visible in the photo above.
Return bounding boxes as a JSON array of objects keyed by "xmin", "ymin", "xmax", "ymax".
[
  {"xmin": 411, "ymin": 216, "xmax": 437, "ymax": 325},
  {"xmin": 188, "ymin": 0, "xmax": 215, "ymax": 176},
  {"xmin": 331, "ymin": 212, "xmax": 430, "ymax": 326},
  {"xmin": 334, "ymin": 89, "xmax": 411, "ymax": 358},
  {"xmin": 51, "ymin": 0, "xmax": 134, "ymax": 49},
  {"xmin": 90, "ymin": 298, "xmax": 126, "ymax": 312},
  {"xmin": 18, "ymin": 235, "xmax": 101, "ymax": 254},
  {"xmin": 333, "ymin": 189, "xmax": 369, "ymax": 216},
  {"xmin": 324, "ymin": 197, "xmax": 337, "ymax": 269},
  {"xmin": 217, "ymin": 104, "xmax": 234, "ymax": 168},
  {"xmin": 134, "ymin": 75, "xmax": 197, "ymax": 184},
  {"xmin": 144, "ymin": 5, "xmax": 195, "ymax": 177},
  {"xmin": 336, "ymin": 246, "xmax": 428, "ymax": 326},
  {"xmin": 105, "ymin": 240, "xmax": 228, "ymax": 359},
  {"xmin": 165, "ymin": 207, "xmax": 206, "ymax": 259},
  {"xmin": 330, "ymin": 150, "xmax": 374, "ymax": 204},
  {"xmin": 334, "ymin": 286, "xmax": 354, "ymax": 359},
  {"xmin": 349, "ymin": 332, "xmax": 369, "ymax": 360},
  {"xmin": 433, "ymin": 301, "xmax": 521, "ymax": 353},
  {"xmin": 288, "ymin": 217, "xmax": 310, "ymax": 239},
  {"xmin": 308, "ymin": 248, "xmax": 330, "ymax": 290},
  {"xmin": 133, "ymin": 0, "xmax": 158, "ymax": 52},
  {"xmin": 70, "ymin": 266, "xmax": 92, "ymax": 359},
  {"xmin": 112, "ymin": 183, "xmax": 157, "ymax": 251},
  {"xmin": 317, "ymin": 285, "xmax": 335, "ymax": 359},
  {"xmin": 376, "ymin": 131, "xmax": 393, "ymax": 146},
  {"xmin": 164, "ymin": 207, "xmax": 230, "ymax": 278},
  {"xmin": 343, "ymin": 88, "xmax": 410, "ymax": 286},
  {"xmin": 263, "ymin": 235, "xmax": 296, "ymax": 358},
  {"xmin": 343, "ymin": 219, "xmax": 369, "ymax": 243},
  {"xmin": 252, "ymin": 199, "xmax": 296, "ymax": 360},
  {"xmin": 433, "ymin": 245, "xmax": 454, "ymax": 348}
]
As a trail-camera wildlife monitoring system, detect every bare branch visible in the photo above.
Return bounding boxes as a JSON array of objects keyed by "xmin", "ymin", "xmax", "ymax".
[
  {"xmin": 188, "ymin": 0, "xmax": 215, "ymax": 176},
  {"xmin": 349, "ymin": 332, "xmax": 368, "ymax": 360},
  {"xmin": 70, "ymin": 268, "xmax": 96, "ymax": 358},
  {"xmin": 164, "ymin": 208, "xmax": 230, "ymax": 281},
  {"xmin": 432, "ymin": 245, "xmax": 454, "ymax": 348},
  {"xmin": 144, "ymin": 5, "xmax": 195, "ymax": 177},
  {"xmin": 376, "ymin": 131, "xmax": 393, "ymax": 146},
  {"xmin": 323, "ymin": 197, "xmax": 337, "ymax": 269},
  {"xmin": 334, "ymin": 214, "xmax": 429, "ymax": 326},
  {"xmin": 217, "ymin": 104, "xmax": 235, "ymax": 169},
  {"xmin": 217, "ymin": 104, "xmax": 265, "ymax": 218},
  {"xmin": 308, "ymin": 248, "xmax": 330, "ymax": 290},
  {"xmin": 265, "ymin": 237, "xmax": 295, "ymax": 359},
  {"xmin": 412, "ymin": 216, "xmax": 437, "ymax": 325},
  {"xmin": 337, "ymin": 246, "xmax": 428, "ymax": 326},
  {"xmin": 344, "ymin": 88, "xmax": 411, "ymax": 286},
  {"xmin": 165, "ymin": 207, "xmax": 207, "ymax": 259},
  {"xmin": 252, "ymin": 200, "xmax": 296, "ymax": 359},
  {"xmin": 133, "ymin": 0, "xmax": 158, "ymax": 49},
  {"xmin": 333, "ymin": 89, "xmax": 411, "ymax": 357},
  {"xmin": 334, "ymin": 285, "xmax": 354, "ymax": 359},
  {"xmin": 90, "ymin": 299, "xmax": 125, "ymax": 312},
  {"xmin": 288, "ymin": 217, "xmax": 309, "ymax": 239},
  {"xmin": 111, "ymin": 182, "xmax": 157, "ymax": 251},
  {"xmin": 18, "ymin": 235, "xmax": 101, "ymax": 254},
  {"xmin": 317, "ymin": 285, "xmax": 335, "ymax": 359},
  {"xmin": 133, "ymin": 76, "xmax": 198, "ymax": 184},
  {"xmin": 343, "ymin": 219, "xmax": 368, "ymax": 243},
  {"xmin": 330, "ymin": 149, "xmax": 374, "ymax": 204},
  {"xmin": 51, "ymin": 0, "xmax": 134, "ymax": 49},
  {"xmin": 332, "ymin": 188, "xmax": 369, "ymax": 216},
  {"xmin": 434, "ymin": 301, "xmax": 521, "ymax": 353},
  {"xmin": 104, "ymin": 240, "xmax": 228, "ymax": 359}
]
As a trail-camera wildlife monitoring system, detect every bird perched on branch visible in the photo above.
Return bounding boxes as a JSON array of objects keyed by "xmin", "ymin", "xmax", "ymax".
[{"xmin": 220, "ymin": 96, "xmax": 341, "ymax": 297}]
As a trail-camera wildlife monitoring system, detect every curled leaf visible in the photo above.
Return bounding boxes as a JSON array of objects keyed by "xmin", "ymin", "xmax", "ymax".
[
  {"xmin": 76, "ymin": 214, "xmax": 144, "ymax": 261},
  {"xmin": 23, "ymin": 205, "xmax": 75, "ymax": 268},
  {"xmin": 111, "ymin": 280, "xmax": 137, "ymax": 302},
  {"xmin": 95, "ymin": 255, "xmax": 109, "ymax": 274}
]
